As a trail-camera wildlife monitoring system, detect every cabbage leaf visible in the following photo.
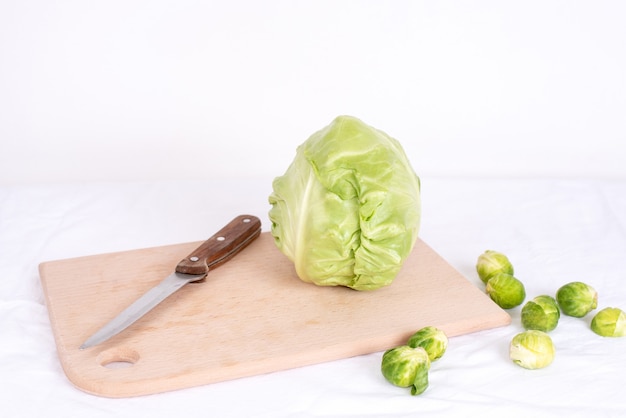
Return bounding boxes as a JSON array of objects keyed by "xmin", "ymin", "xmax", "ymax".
[{"xmin": 268, "ymin": 115, "xmax": 421, "ymax": 290}]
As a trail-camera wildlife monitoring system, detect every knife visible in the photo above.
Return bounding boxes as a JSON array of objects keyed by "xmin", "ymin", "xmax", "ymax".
[{"xmin": 79, "ymin": 214, "xmax": 262, "ymax": 350}]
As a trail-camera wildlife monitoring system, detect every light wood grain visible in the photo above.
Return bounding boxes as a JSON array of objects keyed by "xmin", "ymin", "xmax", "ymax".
[{"xmin": 39, "ymin": 233, "xmax": 510, "ymax": 398}]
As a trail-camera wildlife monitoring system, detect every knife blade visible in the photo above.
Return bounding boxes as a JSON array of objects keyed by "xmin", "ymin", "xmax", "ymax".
[{"xmin": 79, "ymin": 214, "xmax": 262, "ymax": 350}]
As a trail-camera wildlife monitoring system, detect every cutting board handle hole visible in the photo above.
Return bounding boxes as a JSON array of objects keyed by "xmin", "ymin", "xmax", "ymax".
[{"xmin": 97, "ymin": 347, "xmax": 140, "ymax": 370}]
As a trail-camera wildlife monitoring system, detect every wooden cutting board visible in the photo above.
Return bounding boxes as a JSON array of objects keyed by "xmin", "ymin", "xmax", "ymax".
[{"xmin": 39, "ymin": 232, "xmax": 510, "ymax": 398}]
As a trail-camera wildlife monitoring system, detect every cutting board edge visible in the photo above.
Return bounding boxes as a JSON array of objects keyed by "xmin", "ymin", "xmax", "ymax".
[{"xmin": 61, "ymin": 312, "xmax": 512, "ymax": 398}]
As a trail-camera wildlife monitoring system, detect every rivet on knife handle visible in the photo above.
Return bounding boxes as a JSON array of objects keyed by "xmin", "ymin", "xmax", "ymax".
[{"xmin": 176, "ymin": 215, "xmax": 262, "ymax": 275}]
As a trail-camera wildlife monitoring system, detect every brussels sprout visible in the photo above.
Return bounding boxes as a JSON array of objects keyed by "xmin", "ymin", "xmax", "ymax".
[
  {"xmin": 521, "ymin": 295, "xmax": 560, "ymax": 332},
  {"xmin": 476, "ymin": 250, "xmax": 514, "ymax": 284},
  {"xmin": 485, "ymin": 273, "xmax": 526, "ymax": 309},
  {"xmin": 407, "ymin": 326, "xmax": 448, "ymax": 361},
  {"xmin": 381, "ymin": 345, "xmax": 430, "ymax": 395},
  {"xmin": 509, "ymin": 330, "xmax": 555, "ymax": 369},
  {"xmin": 556, "ymin": 282, "xmax": 598, "ymax": 317},
  {"xmin": 590, "ymin": 307, "xmax": 626, "ymax": 337}
]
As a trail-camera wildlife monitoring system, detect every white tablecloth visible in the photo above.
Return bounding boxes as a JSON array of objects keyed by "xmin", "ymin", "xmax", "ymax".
[{"xmin": 2, "ymin": 177, "xmax": 625, "ymax": 417}]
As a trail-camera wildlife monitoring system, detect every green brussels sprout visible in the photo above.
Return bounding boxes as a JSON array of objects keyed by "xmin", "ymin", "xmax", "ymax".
[
  {"xmin": 476, "ymin": 250, "xmax": 514, "ymax": 284},
  {"xmin": 509, "ymin": 330, "xmax": 555, "ymax": 369},
  {"xmin": 521, "ymin": 295, "xmax": 560, "ymax": 332},
  {"xmin": 485, "ymin": 273, "xmax": 526, "ymax": 309},
  {"xmin": 556, "ymin": 281, "xmax": 598, "ymax": 317},
  {"xmin": 590, "ymin": 307, "xmax": 626, "ymax": 337},
  {"xmin": 407, "ymin": 326, "xmax": 448, "ymax": 361},
  {"xmin": 381, "ymin": 345, "xmax": 430, "ymax": 395}
]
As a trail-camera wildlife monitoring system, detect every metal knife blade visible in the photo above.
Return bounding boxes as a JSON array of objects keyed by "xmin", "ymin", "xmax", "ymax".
[{"xmin": 79, "ymin": 214, "xmax": 262, "ymax": 350}]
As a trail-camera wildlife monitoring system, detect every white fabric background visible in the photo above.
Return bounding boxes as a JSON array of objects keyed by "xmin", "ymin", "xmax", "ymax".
[
  {"xmin": 1, "ymin": 0, "xmax": 625, "ymax": 185},
  {"xmin": 2, "ymin": 178, "xmax": 626, "ymax": 417},
  {"xmin": 1, "ymin": 1, "xmax": 626, "ymax": 417}
]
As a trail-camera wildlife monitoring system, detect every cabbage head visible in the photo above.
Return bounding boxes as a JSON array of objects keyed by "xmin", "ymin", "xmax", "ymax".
[{"xmin": 268, "ymin": 115, "xmax": 421, "ymax": 291}]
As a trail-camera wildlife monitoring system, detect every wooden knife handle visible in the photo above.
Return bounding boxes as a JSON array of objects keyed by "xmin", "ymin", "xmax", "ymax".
[{"xmin": 175, "ymin": 215, "xmax": 262, "ymax": 275}]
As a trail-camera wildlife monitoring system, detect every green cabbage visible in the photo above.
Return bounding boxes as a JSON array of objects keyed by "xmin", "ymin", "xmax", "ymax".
[{"xmin": 268, "ymin": 115, "xmax": 421, "ymax": 290}]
